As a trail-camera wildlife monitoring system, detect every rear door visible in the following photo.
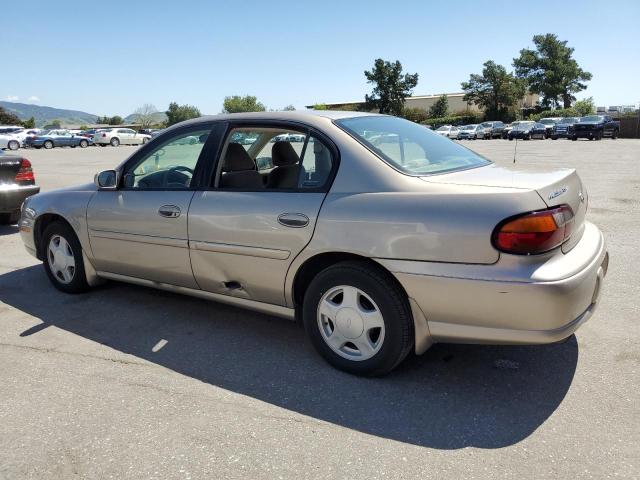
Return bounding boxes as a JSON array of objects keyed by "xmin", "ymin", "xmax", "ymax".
[
  {"xmin": 86, "ymin": 123, "xmax": 223, "ymax": 287},
  {"xmin": 188, "ymin": 122, "xmax": 337, "ymax": 306}
]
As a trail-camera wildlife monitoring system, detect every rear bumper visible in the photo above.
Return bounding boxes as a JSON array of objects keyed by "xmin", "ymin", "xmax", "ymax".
[
  {"xmin": 377, "ymin": 221, "xmax": 608, "ymax": 348},
  {"xmin": 0, "ymin": 185, "xmax": 40, "ymax": 213}
]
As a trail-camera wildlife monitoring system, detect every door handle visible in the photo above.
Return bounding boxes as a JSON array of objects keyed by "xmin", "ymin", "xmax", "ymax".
[
  {"xmin": 158, "ymin": 205, "xmax": 181, "ymax": 218},
  {"xmin": 277, "ymin": 213, "xmax": 309, "ymax": 228}
]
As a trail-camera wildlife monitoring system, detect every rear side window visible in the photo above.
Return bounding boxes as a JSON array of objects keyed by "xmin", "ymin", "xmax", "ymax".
[
  {"xmin": 217, "ymin": 127, "xmax": 334, "ymax": 190},
  {"xmin": 337, "ymin": 116, "xmax": 490, "ymax": 176}
]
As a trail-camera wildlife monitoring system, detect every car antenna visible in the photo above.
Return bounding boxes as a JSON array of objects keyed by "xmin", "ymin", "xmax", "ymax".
[{"xmin": 513, "ymin": 134, "xmax": 518, "ymax": 163}]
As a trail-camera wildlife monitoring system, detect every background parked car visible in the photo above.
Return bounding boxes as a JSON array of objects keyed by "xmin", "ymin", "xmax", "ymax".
[
  {"xmin": 457, "ymin": 124, "xmax": 483, "ymax": 140},
  {"xmin": 0, "ymin": 154, "xmax": 39, "ymax": 224},
  {"xmin": 508, "ymin": 121, "xmax": 547, "ymax": 140},
  {"xmin": 25, "ymin": 130, "xmax": 93, "ymax": 149},
  {"xmin": 92, "ymin": 128, "xmax": 151, "ymax": 147},
  {"xmin": 538, "ymin": 118, "xmax": 560, "ymax": 138},
  {"xmin": 435, "ymin": 125, "xmax": 459, "ymax": 139},
  {"xmin": 480, "ymin": 121, "xmax": 505, "ymax": 139},
  {"xmin": 0, "ymin": 133, "xmax": 21, "ymax": 151},
  {"xmin": 571, "ymin": 115, "xmax": 620, "ymax": 140},
  {"xmin": 502, "ymin": 121, "xmax": 521, "ymax": 139},
  {"xmin": 551, "ymin": 117, "xmax": 580, "ymax": 139}
]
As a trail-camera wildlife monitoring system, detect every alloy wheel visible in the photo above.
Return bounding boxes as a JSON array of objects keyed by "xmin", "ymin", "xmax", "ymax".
[
  {"xmin": 317, "ymin": 285, "xmax": 385, "ymax": 361},
  {"xmin": 47, "ymin": 234, "xmax": 76, "ymax": 284}
]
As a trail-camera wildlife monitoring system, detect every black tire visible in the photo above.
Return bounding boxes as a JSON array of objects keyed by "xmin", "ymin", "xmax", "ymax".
[
  {"xmin": 611, "ymin": 129, "xmax": 618, "ymax": 140},
  {"xmin": 44, "ymin": 140, "xmax": 54, "ymax": 149},
  {"xmin": 142, "ymin": 137, "xmax": 149, "ymax": 144},
  {"xmin": 100, "ymin": 144, "xmax": 107, "ymax": 147},
  {"xmin": 41, "ymin": 221, "xmax": 90, "ymax": 294},
  {"xmin": 302, "ymin": 261, "xmax": 414, "ymax": 376},
  {"xmin": 551, "ymin": 136, "xmax": 558, "ymax": 140},
  {"xmin": 0, "ymin": 211, "xmax": 20, "ymax": 225},
  {"xmin": 8, "ymin": 140, "xmax": 19, "ymax": 150},
  {"xmin": 79, "ymin": 140, "xmax": 88, "ymax": 148},
  {"xmin": 572, "ymin": 136, "xmax": 578, "ymax": 141},
  {"xmin": 509, "ymin": 137, "xmax": 513, "ymax": 141},
  {"xmin": 110, "ymin": 137, "xmax": 120, "ymax": 147}
]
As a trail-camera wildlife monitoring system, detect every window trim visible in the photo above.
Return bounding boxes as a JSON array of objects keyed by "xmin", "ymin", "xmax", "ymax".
[
  {"xmin": 116, "ymin": 122, "xmax": 225, "ymax": 192},
  {"xmin": 205, "ymin": 120, "xmax": 340, "ymax": 194}
]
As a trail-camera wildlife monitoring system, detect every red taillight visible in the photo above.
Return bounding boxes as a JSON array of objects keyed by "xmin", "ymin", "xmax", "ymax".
[
  {"xmin": 492, "ymin": 205, "xmax": 574, "ymax": 255},
  {"xmin": 15, "ymin": 159, "xmax": 35, "ymax": 184}
]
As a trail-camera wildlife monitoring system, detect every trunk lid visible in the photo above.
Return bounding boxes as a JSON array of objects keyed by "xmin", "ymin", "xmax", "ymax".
[
  {"xmin": 0, "ymin": 155, "xmax": 22, "ymax": 185},
  {"xmin": 421, "ymin": 164, "xmax": 587, "ymax": 253}
]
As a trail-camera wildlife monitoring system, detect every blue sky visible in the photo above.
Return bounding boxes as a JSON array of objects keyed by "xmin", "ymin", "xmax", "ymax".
[{"xmin": 2, "ymin": 0, "xmax": 639, "ymax": 116}]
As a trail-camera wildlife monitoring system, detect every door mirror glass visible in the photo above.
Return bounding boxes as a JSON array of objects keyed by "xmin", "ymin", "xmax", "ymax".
[{"xmin": 95, "ymin": 170, "xmax": 118, "ymax": 189}]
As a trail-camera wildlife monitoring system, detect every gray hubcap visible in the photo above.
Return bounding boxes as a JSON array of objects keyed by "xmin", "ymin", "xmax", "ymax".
[
  {"xmin": 47, "ymin": 235, "xmax": 75, "ymax": 284},
  {"xmin": 317, "ymin": 285, "xmax": 385, "ymax": 361}
]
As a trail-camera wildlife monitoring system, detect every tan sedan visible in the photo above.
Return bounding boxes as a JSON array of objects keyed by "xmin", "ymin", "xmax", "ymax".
[{"xmin": 19, "ymin": 111, "xmax": 608, "ymax": 375}]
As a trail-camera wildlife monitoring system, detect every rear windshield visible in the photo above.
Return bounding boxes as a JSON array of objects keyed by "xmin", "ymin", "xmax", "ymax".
[{"xmin": 336, "ymin": 116, "xmax": 491, "ymax": 175}]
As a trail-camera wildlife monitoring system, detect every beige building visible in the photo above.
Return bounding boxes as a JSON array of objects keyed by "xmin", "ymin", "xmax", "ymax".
[{"xmin": 307, "ymin": 92, "xmax": 539, "ymax": 115}]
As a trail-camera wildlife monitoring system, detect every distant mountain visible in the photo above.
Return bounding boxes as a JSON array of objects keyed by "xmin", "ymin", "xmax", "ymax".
[
  {"xmin": 123, "ymin": 111, "xmax": 167, "ymax": 125},
  {"xmin": 0, "ymin": 101, "xmax": 97, "ymax": 127}
]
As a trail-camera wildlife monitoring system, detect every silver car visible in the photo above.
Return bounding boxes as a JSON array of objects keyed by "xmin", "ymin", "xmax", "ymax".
[{"xmin": 19, "ymin": 111, "xmax": 609, "ymax": 376}]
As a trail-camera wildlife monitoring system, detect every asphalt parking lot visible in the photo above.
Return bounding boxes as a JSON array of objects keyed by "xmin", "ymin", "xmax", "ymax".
[{"xmin": 1, "ymin": 139, "xmax": 638, "ymax": 479}]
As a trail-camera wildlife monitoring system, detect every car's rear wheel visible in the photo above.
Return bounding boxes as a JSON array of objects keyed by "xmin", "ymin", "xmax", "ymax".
[
  {"xmin": 110, "ymin": 137, "xmax": 120, "ymax": 147},
  {"xmin": 8, "ymin": 140, "xmax": 19, "ymax": 150},
  {"xmin": 611, "ymin": 129, "xmax": 618, "ymax": 140},
  {"xmin": 42, "ymin": 221, "xmax": 90, "ymax": 294},
  {"xmin": 303, "ymin": 261, "xmax": 414, "ymax": 376},
  {"xmin": 44, "ymin": 140, "xmax": 54, "ymax": 149},
  {"xmin": 142, "ymin": 137, "xmax": 149, "ymax": 144},
  {"xmin": 79, "ymin": 140, "xmax": 88, "ymax": 148}
]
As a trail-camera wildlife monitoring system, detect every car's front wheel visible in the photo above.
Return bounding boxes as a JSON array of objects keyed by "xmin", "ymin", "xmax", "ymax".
[
  {"xmin": 79, "ymin": 139, "xmax": 88, "ymax": 148},
  {"xmin": 43, "ymin": 140, "xmax": 54, "ymax": 149},
  {"xmin": 110, "ymin": 137, "xmax": 120, "ymax": 147},
  {"xmin": 8, "ymin": 140, "xmax": 19, "ymax": 150},
  {"xmin": 42, "ymin": 221, "xmax": 90, "ymax": 294},
  {"xmin": 303, "ymin": 261, "xmax": 413, "ymax": 376}
]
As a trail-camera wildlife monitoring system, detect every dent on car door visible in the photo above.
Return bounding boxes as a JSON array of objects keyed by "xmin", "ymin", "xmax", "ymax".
[
  {"xmin": 86, "ymin": 125, "xmax": 217, "ymax": 287},
  {"xmin": 188, "ymin": 127, "xmax": 336, "ymax": 305}
]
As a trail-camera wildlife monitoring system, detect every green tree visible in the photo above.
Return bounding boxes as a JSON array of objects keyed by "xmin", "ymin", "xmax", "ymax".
[
  {"xmin": 429, "ymin": 94, "xmax": 449, "ymax": 118},
  {"xmin": 109, "ymin": 115, "xmax": 123, "ymax": 125},
  {"xmin": 401, "ymin": 107, "xmax": 429, "ymax": 123},
  {"xmin": 45, "ymin": 119, "xmax": 62, "ymax": 129},
  {"xmin": 461, "ymin": 60, "xmax": 525, "ymax": 121},
  {"xmin": 282, "ymin": 104, "xmax": 296, "ymax": 111},
  {"xmin": 364, "ymin": 59, "xmax": 419, "ymax": 116},
  {"xmin": 311, "ymin": 103, "xmax": 328, "ymax": 110},
  {"xmin": 165, "ymin": 102, "xmax": 202, "ymax": 126},
  {"xmin": 22, "ymin": 116, "xmax": 36, "ymax": 128},
  {"xmin": 573, "ymin": 97, "xmax": 595, "ymax": 116},
  {"xmin": 0, "ymin": 107, "xmax": 22, "ymax": 125},
  {"xmin": 222, "ymin": 95, "xmax": 266, "ymax": 113},
  {"xmin": 79, "ymin": 124, "xmax": 89, "ymax": 130},
  {"xmin": 513, "ymin": 34, "xmax": 592, "ymax": 109}
]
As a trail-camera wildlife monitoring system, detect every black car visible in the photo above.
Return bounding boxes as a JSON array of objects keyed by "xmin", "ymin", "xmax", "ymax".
[
  {"xmin": 571, "ymin": 115, "xmax": 620, "ymax": 140},
  {"xmin": 480, "ymin": 121, "xmax": 505, "ymax": 139},
  {"xmin": 551, "ymin": 117, "xmax": 580, "ymax": 139},
  {"xmin": 508, "ymin": 121, "xmax": 547, "ymax": 140},
  {"xmin": 0, "ymin": 154, "xmax": 40, "ymax": 224}
]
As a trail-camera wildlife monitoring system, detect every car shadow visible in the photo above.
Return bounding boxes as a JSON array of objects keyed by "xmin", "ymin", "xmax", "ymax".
[
  {"xmin": 0, "ymin": 265, "xmax": 578, "ymax": 450},
  {"xmin": 0, "ymin": 224, "xmax": 18, "ymax": 236}
]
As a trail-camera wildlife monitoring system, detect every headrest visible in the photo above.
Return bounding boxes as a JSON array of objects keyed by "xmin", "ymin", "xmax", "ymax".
[
  {"xmin": 313, "ymin": 139, "xmax": 325, "ymax": 154},
  {"xmin": 224, "ymin": 143, "xmax": 255, "ymax": 171},
  {"xmin": 272, "ymin": 141, "xmax": 299, "ymax": 166}
]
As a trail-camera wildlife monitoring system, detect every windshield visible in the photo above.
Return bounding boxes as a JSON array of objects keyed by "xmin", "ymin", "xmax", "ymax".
[
  {"xmin": 559, "ymin": 117, "xmax": 577, "ymax": 124},
  {"xmin": 515, "ymin": 122, "xmax": 535, "ymax": 130},
  {"xmin": 582, "ymin": 115, "xmax": 603, "ymax": 122},
  {"xmin": 462, "ymin": 125, "xmax": 476, "ymax": 130},
  {"xmin": 336, "ymin": 116, "xmax": 491, "ymax": 175},
  {"xmin": 539, "ymin": 119, "xmax": 556, "ymax": 125},
  {"xmin": 436, "ymin": 126, "xmax": 449, "ymax": 131}
]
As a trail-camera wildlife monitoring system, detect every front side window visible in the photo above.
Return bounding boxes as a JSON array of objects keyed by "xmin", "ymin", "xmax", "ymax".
[
  {"xmin": 336, "ymin": 116, "xmax": 490, "ymax": 175},
  {"xmin": 216, "ymin": 127, "xmax": 334, "ymax": 190},
  {"xmin": 123, "ymin": 128, "xmax": 210, "ymax": 189}
]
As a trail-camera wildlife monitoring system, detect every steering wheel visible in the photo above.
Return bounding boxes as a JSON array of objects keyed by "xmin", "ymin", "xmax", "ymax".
[{"xmin": 162, "ymin": 165, "xmax": 194, "ymax": 188}]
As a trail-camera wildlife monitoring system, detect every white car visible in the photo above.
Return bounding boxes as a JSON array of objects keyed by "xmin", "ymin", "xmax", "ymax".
[
  {"xmin": 435, "ymin": 125, "xmax": 460, "ymax": 139},
  {"xmin": 0, "ymin": 133, "xmax": 21, "ymax": 150},
  {"xmin": 93, "ymin": 128, "xmax": 151, "ymax": 147}
]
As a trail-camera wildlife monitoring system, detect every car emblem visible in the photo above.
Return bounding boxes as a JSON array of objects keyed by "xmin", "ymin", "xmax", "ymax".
[
  {"xmin": 578, "ymin": 191, "xmax": 585, "ymax": 203},
  {"xmin": 548, "ymin": 186, "xmax": 568, "ymax": 201}
]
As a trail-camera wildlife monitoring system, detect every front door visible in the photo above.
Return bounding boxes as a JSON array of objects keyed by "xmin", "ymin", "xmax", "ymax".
[
  {"xmin": 86, "ymin": 125, "xmax": 216, "ymax": 287},
  {"xmin": 188, "ymin": 124, "xmax": 336, "ymax": 306}
]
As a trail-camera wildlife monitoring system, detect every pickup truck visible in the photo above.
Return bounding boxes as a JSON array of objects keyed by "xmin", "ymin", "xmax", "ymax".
[{"xmin": 571, "ymin": 115, "xmax": 620, "ymax": 140}]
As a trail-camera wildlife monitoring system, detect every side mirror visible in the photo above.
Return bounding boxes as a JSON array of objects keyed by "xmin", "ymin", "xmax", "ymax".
[{"xmin": 95, "ymin": 170, "xmax": 118, "ymax": 190}]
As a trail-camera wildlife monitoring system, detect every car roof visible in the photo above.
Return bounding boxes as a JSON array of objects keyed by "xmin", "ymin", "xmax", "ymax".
[{"xmin": 177, "ymin": 110, "xmax": 383, "ymax": 130}]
